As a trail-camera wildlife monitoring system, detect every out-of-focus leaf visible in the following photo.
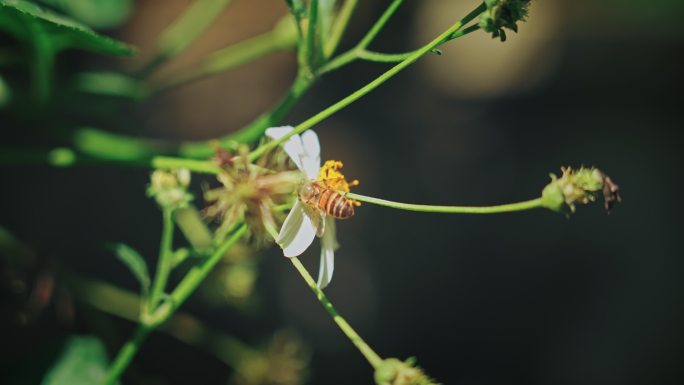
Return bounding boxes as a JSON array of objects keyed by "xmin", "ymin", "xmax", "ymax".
[
  {"xmin": 40, "ymin": 335, "xmax": 108, "ymax": 385},
  {"xmin": 40, "ymin": 0, "xmax": 132, "ymax": 29},
  {"xmin": 74, "ymin": 71, "xmax": 145, "ymax": 99},
  {"xmin": 0, "ymin": 0, "xmax": 134, "ymax": 56},
  {"xmin": 171, "ymin": 247, "xmax": 190, "ymax": 268},
  {"xmin": 175, "ymin": 206, "xmax": 213, "ymax": 255},
  {"xmin": 73, "ymin": 127, "xmax": 163, "ymax": 161},
  {"xmin": 0, "ymin": 74, "xmax": 11, "ymax": 107},
  {"xmin": 157, "ymin": 0, "xmax": 232, "ymax": 59},
  {"xmin": 318, "ymin": 0, "xmax": 335, "ymax": 41},
  {"xmin": 112, "ymin": 243, "xmax": 150, "ymax": 293}
]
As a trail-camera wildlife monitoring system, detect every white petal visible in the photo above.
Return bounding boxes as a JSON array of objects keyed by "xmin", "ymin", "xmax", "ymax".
[
  {"xmin": 277, "ymin": 201, "xmax": 316, "ymax": 257},
  {"xmin": 317, "ymin": 217, "xmax": 338, "ymax": 289},
  {"xmin": 300, "ymin": 130, "xmax": 321, "ymax": 179},
  {"xmin": 265, "ymin": 126, "xmax": 305, "ymax": 171}
]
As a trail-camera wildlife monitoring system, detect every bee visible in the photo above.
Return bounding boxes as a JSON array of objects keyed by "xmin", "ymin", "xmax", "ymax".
[{"xmin": 299, "ymin": 180, "xmax": 355, "ymax": 236}]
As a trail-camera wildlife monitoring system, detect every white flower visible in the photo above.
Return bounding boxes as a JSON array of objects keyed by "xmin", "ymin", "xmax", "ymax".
[{"xmin": 265, "ymin": 126, "xmax": 339, "ymax": 289}]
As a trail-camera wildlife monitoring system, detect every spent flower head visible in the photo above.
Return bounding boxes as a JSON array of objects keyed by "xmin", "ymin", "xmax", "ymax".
[
  {"xmin": 147, "ymin": 168, "xmax": 193, "ymax": 210},
  {"xmin": 265, "ymin": 126, "xmax": 359, "ymax": 289},
  {"xmin": 204, "ymin": 145, "xmax": 302, "ymax": 245},
  {"xmin": 541, "ymin": 166, "xmax": 621, "ymax": 214},
  {"xmin": 479, "ymin": 0, "xmax": 531, "ymax": 41}
]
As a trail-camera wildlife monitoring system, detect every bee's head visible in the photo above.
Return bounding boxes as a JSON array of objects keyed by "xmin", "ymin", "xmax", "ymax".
[{"xmin": 299, "ymin": 183, "xmax": 319, "ymax": 203}]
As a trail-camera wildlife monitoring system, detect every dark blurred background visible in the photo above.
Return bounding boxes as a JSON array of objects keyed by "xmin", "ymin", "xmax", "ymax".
[{"xmin": 2, "ymin": 0, "xmax": 684, "ymax": 384}]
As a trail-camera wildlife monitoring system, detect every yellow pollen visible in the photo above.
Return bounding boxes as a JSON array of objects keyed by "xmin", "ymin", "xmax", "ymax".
[{"xmin": 317, "ymin": 160, "xmax": 361, "ymax": 206}]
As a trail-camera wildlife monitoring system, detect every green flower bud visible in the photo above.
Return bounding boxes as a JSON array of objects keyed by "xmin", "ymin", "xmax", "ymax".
[
  {"xmin": 147, "ymin": 169, "xmax": 193, "ymax": 210},
  {"xmin": 541, "ymin": 166, "xmax": 621, "ymax": 215},
  {"xmin": 479, "ymin": 0, "xmax": 532, "ymax": 41}
]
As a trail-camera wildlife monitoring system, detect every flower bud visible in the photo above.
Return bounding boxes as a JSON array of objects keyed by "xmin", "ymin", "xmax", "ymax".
[
  {"xmin": 147, "ymin": 169, "xmax": 193, "ymax": 210},
  {"xmin": 479, "ymin": 0, "xmax": 532, "ymax": 41},
  {"xmin": 541, "ymin": 166, "xmax": 620, "ymax": 214}
]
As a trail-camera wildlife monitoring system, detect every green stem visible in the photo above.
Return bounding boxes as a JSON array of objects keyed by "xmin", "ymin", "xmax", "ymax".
[
  {"xmin": 357, "ymin": 0, "xmax": 404, "ymax": 49},
  {"xmin": 317, "ymin": 17, "xmax": 481, "ymax": 75},
  {"xmin": 323, "ymin": 0, "xmax": 359, "ymax": 58},
  {"xmin": 103, "ymin": 324, "xmax": 152, "ymax": 385},
  {"xmin": 304, "ymin": 0, "xmax": 319, "ymax": 74},
  {"xmin": 290, "ymin": 257, "xmax": 383, "ymax": 369},
  {"xmin": 103, "ymin": 224, "xmax": 246, "ymax": 383},
  {"xmin": 249, "ymin": 2, "xmax": 487, "ymax": 161},
  {"xmin": 347, "ymin": 193, "xmax": 543, "ymax": 214},
  {"xmin": 165, "ymin": 224, "xmax": 247, "ymax": 315},
  {"xmin": 148, "ymin": 208, "xmax": 175, "ymax": 310}
]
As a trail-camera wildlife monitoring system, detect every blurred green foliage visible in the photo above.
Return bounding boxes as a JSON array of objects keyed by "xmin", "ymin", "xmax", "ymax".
[{"xmin": 40, "ymin": 336, "xmax": 109, "ymax": 385}]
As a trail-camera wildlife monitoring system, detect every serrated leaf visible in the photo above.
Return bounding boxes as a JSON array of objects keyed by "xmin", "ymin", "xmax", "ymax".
[
  {"xmin": 0, "ymin": 0, "xmax": 134, "ymax": 56},
  {"xmin": 40, "ymin": 335, "xmax": 108, "ymax": 385},
  {"xmin": 112, "ymin": 243, "xmax": 150, "ymax": 292}
]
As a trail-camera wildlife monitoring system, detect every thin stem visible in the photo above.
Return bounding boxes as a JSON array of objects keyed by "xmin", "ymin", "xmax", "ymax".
[
  {"xmin": 103, "ymin": 224, "xmax": 246, "ymax": 383},
  {"xmin": 323, "ymin": 0, "xmax": 359, "ymax": 58},
  {"xmin": 347, "ymin": 193, "xmax": 543, "ymax": 214},
  {"xmin": 103, "ymin": 324, "xmax": 152, "ymax": 385},
  {"xmin": 305, "ymin": 0, "xmax": 319, "ymax": 73},
  {"xmin": 317, "ymin": 14, "xmax": 481, "ymax": 75},
  {"xmin": 249, "ymin": 2, "xmax": 488, "ymax": 161},
  {"xmin": 148, "ymin": 208, "xmax": 175, "ymax": 310},
  {"xmin": 290, "ymin": 257, "xmax": 383, "ymax": 369},
  {"xmin": 357, "ymin": 0, "xmax": 404, "ymax": 49},
  {"xmin": 166, "ymin": 224, "xmax": 247, "ymax": 314}
]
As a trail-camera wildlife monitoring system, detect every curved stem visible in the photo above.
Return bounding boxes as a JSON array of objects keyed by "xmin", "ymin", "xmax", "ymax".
[
  {"xmin": 290, "ymin": 257, "xmax": 383, "ymax": 369},
  {"xmin": 346, "ymin": 193, "xmax": 543, "ymax": 214},
  {"xmin": 249, "ymin": 2, "xmax": 487, "ymax": 161}
]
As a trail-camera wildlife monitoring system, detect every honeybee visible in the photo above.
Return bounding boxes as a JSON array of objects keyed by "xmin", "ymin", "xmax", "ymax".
[{"xmin": 299, "ymin": 180, "xmax": 355, "ymax": 236}]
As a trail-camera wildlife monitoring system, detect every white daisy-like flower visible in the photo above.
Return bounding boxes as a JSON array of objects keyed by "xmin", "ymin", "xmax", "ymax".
[{"xmin": 265, "ymin": 126, "xmax": 340, "ymax": 289}]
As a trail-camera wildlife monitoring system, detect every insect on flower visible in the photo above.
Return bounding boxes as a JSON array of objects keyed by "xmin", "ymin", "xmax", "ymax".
[{"xmin": 265, "ymin": 126, "xmax": 359, "ymax": 289}]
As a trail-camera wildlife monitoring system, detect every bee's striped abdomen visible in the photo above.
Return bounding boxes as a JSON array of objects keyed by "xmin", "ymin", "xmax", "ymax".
[{"xmin": 319, "ymin": 189, "xmax": 354, "ymax": 219}]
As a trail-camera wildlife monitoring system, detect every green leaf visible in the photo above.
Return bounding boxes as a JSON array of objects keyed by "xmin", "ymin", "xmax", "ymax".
[
  {"xmin": 112, "ymin": 243, "xmax": 150, "ymax": 293},
  {"xmin": 40, "ymin": 336, "xmax": 109, "ymax": 385},
  {"xmin": 0, "ymin": 74, "xmax": 11, "ymax": 108},
  {"xmin": 0, "ymin": 0, "xmax": 134, "ymax": 56},
  {"xmin": 74, "ymin": 71, "xmax": 145, "ymax": 99},
  {"xmin": 40, "ymin": 0, "xmax": 133, "ymax": 29}
]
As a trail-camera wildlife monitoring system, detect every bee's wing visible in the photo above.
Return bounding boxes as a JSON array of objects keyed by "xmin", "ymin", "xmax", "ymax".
[{"xmin": 302, "ymin": 204, "xmax": 326, "ymax": 237}]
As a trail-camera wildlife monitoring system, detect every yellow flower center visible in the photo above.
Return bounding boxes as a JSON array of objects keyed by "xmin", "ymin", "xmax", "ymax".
[{"xmin": 317, "ymin": 160, "xmax": 361, "ymax": 206}]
